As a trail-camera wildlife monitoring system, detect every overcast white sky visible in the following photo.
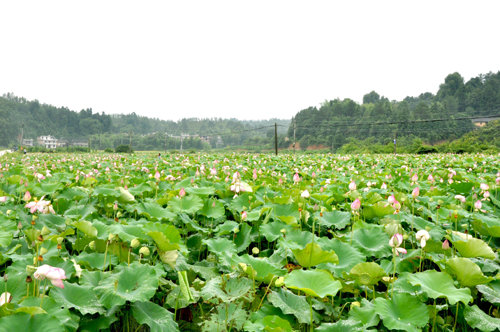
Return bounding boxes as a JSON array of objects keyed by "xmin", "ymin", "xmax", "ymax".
[{"xmin": 1, "ymin": 1, "xmax": 499, "ymax": 121}]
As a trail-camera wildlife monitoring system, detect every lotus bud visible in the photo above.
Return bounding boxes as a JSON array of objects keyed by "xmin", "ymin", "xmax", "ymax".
[
  {"xmin": 274, "ymin": 276, "xmax": 285, "ymax": 287},
  {"xmin": 131, "ymin": 238, "xmax": 140, "ymax": 248},
  {"xmin": 41, "ymin": 226, "xmax": 51, "ymax": 236},
  {"xmin": 350, "ymin": 301, "xmax": 361, "ymax": 309},
  {"xmin": 89, "ymin": 241, "xmax": 96, "ymax": 250},
  {"xmin": 0, "ymin": 292, "xmax": 12, "ymax": 306},
  {"xmin": 442, "ymin": 239, "xmax": 450, "ymax": 250},
  {"xmin": 139, "ymin": 246, "xmax": 150, "ymax": 257},
  {"xmin": 238, "ymin": 262, "xmax": 248, "ymax": 272},
  {"xmin": 26, "ymin": 265, "xmax": 37, "ymax": 275},
  {"xmin": 474, "ymin": 200, "xmax": 482, "ymax": 210},
  {"xmin": 252, "ymin": 247, "xmax": 260, "ymax": 255}
]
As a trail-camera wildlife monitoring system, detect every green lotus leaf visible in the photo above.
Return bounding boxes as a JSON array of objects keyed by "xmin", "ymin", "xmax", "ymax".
[
  {"xmin": 144, "ymin": 223, "xmax": 181, "ymax": 251},
  {"xmin": 127, "ymin": 183, "xmax": 153, "ymax": 196},
  {"xmin": 93, "ymin": 262, "xmax": 161, "ymax": 308},
  {"xmin": 348, "ymin": 262, "xmax": 386, "ymax": 286},
  {"xmin": 267, "ymin": 288, "xmax": 315, "ymax": 324},
  {"xmin": 445, "ymin": 257, "xmax": 492, "ymax": 287},
  {"xmin": 316, "ymin": 210, "xmax": 351, "ymax": 230},
  {"xmin": 315, "ymin": 320, "xmax": 363, "ymax": 331},
  {"xmin": 362, "ymin": 201, "xmax": 395, "ymax": 219},
  {"xmin": 201, "ymin": 276, "xmax": 253, "ymax": 302},
  {"xmin": 199, "ymin": 198, "xmax": 225, "ymax": 219},
  {"xmin": 374, "ymin": 292, "xmax": 429, "ymax": 332},
  {"xmin": 260, "ymin": 222, "xmax": 291, "ymax": 242},
  {"xmin": 453, "ymin": 237, "xmax": 496, "ymax": 260},
  {"xmin": 316, "ymin": 238, "xmax": 366, "ymax": 278},
  {"xmin": 477, "ymin": 280, "xmax": 500, "ymax": 305},
  {"xmin": 234, "ymin": 223, "xmax": 253, "ymax": 253},
  {"xmin": 237, "ymin": 255, "xmax": 285, "ymax": 283},
  {"xmin": 292, "ymin": 242, "xmax": 338, "ymax": 268},
  {"xmin": 245, "ymin": 315, "xmax": 294, "ymax": 332},
  {"xmin": 272, "ymin": 204, "xmax": 300, "ymax": 226},
  {"xmin": 118, "ymin": 187, "xmax": 135, "ymax": 203},
  {"xmin": 464, "ymin": 304, "xmax": 500, "ymax": 332},
  {"xmin": 0, "ymin": 313, "xmax": 63, "ymax": 332},
  {"xmin": 49, "ymin": 282, "xmax": 105, "ymax": 315},
  {"xmin": 168, "ymin": 195, "xmax": 203, "ymax": 215},
  {"xmin": 92, "ymin": 185, "xmax": 120, "ymax": 198},
  {"xmin": 352, "ymin": 226, "xmax": 391, "ymax": 258},
  {"xmin": 348, "ymin": 298, "xmax": 380, "ymax": 328},
  {"xmin": 72, "ymin": 220, "xmax": 98, "ymax": 238},
  {"xmin": 64, "ymin": 204, "xmax": 96, "ymax": 219},
  {"xmin": 471, "ymin": 214, "xmax": 500, "ymax": 237},
  {"xmin": 407, "ymin": 270, "xmax": 472, "ymax": 305},
  {"xmin": 137, "ymin": 201, "xmax": 176, "ymax": 221},
  {"xmin": 186, "ymin": 186, "xmax": 215, "ymax": 196},
  {"xmin": 284, "ymin": 269, "xmax": 342, "ymax": 298},
  {"xmin": 20, "ymin": 296, "xmax": 79, "ymax": 332},
  {"xmin": 131, "ymin": 301, "xmax": 179, "ymax": 332}
]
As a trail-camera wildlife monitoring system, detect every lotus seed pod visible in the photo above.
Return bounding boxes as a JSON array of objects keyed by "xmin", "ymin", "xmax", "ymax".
[
  {"xmin": 252, "ymin": 247, "xmax": 260, "ymax": 255},
  {"xmin": 139, "ymin": 246, "xmax": 150, "ymax": 257},
  {"xmin": 130, "ymin": 238, "xmax": 140, "ymax": 248},
  {"xmin": 89, "ymin": 241, "xmax": 96, "ymax": 250},
  {"xmin": 33, "ymin": 256, "xmax": 37, "ymax": 265},
  {"xmin": 108, "ymin": 233, "xmax": 115, "ymax": 241},
  {"xmin": 39, "ymin": 247, "xmax": 48, "ymax": 256},
  {"xmin": 57, "ymin": 237, "xmax": 64, "ymax": 245},
  {"xmin": 274, "ymin": 277, "xmax": 285, "ymax": 287}
]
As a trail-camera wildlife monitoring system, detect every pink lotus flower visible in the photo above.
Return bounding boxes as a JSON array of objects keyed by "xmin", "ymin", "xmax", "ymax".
[
  {"xmin": 301, "ymin": 190, "xmax": 310, "ymax": 198},
  {"xmin": 210, "ymin": 168, "xmax": 217, "ymax": 176},
  {"xmin": 480, "ymin": 183, "xmax": 489, "ymax": 191},
  {"xmin": 427, "ymin": 174, "xmax": 434, "ymax": 183},
  {"xmin": 388, "ymin": 195, "xmax": 395, "ymax": 204},
  {"xmin": 253, "ymin": 169, "xmax": 257, "ymax": 180},
  {"xmin": 154, "ymin": 171, "xmax": 160, "ymax": 181},
  {"xmin": 454, "ymin": 195, "xmax": 466, "ymax": 203},
  {"xmin": 33, "ymin": 265, "xmax": 66, "ymax": 289},
  {"xmin": 0, "ymin": 196, "xmax": 6, "ymax": 203},
  {"xmin": 389, "ymin": 233, "xmax": 407, "ymax": 256},
  {"xmin": 442, "ymin": 239, "xmax": 450, "ymax": 250},
  {"xmin": 25, "ymin": 197, "xmax": 55, "ymax": 214},
  {"xmin": 24, "ymin": 191, "xmax": 31, "ymax": 201},
  {"xmin": 381, "ymin": 182, "xmax": 387, "ymax": 190},
  {"xmin": 0, "ymin": 292, "xmax": 12, "ymax": 306},
  {"xmin": 241, "ymin": 211, "xmax": 247, "ymax": 220},
  {"xmin": 179, "ymin": 188, "xmax": 186, "ymax": 198},
  {"xmin": 348, "ymin": 180, "xmax": 356, "ymax": 191},
  {"xmin": 415, "ymin": 229, "xmax": 430, "ymax": 248},
  {"xmin": 351, "ymin": 198, "xmax": 361, "ymax": 211},
  {"xmin": 411, "ymin": 173, "xmax": 418, "ymax": 183},
  {"xmin": 293, "ymin": 173, "xmax": 300, "ymax": 183},
  {"xmin": 412, "ymin": 187, "xmax": 420, "ymax": 199},
  {"xmin": 474, "ymin": 200, "xmax": 482, "ymax": 210}
]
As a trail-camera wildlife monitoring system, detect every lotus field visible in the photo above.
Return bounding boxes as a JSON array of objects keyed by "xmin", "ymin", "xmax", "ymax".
[{"xmin": 1, "ymin": 152, "xmax": 500, "ymax": 331}]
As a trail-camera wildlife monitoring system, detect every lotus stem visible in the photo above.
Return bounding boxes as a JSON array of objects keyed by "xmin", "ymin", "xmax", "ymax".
[
  {"xmin": 103, "ymin": 240, "xmax": 109, "ymax": 272},
  {"xmin": 453, "ymin": 303, "xmax": 459, "ymax": 332}
]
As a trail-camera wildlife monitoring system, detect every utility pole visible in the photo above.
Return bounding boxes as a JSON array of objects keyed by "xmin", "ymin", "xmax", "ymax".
[
  {"xmin": 129, "ymin": 130, "xmax": 132, "ymax": 151},
  {"xmin": 393, "ymin": 132, "xmax": 397, "ymax": 154},
  {"xmin": 293, "ymin": 119, "xmax": 296, "ymax": 154},
  {"xmin": 274, "ymin": 123, "xmax": 278, "ymax": 156}
]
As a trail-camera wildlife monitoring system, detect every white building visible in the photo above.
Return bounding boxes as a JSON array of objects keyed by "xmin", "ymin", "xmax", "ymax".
[{"xmin": 37, "ymin": 135, "xmax": 58, "ymax": 149}]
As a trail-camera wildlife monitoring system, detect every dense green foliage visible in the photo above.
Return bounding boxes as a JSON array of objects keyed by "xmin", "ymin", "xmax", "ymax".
[
  {"xmin": 290, "ymin": 71, "xmax": 500, "ymax": 150},
  {"xmin": 0, "ymin": 152, "xmax": 499, "ymax": 331}
]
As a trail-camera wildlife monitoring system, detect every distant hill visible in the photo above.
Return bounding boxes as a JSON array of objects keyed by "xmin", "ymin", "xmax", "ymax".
[
  {"xmin": 289, "ymin": 71, "xmax": 500, "ymax": 150},
  {"xmin": 0, "ymin": 93, "xmax": 289, "ymax": 149}
]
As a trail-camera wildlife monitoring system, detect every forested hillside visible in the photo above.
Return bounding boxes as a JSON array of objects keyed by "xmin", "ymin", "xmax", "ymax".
[
  {"xmin": 0, "ymin": 94, "xmax": 289, "ymax": 149},
  {"xmin": 290, "ymin": 71, "xmax": 500, "ymax": 150}
]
